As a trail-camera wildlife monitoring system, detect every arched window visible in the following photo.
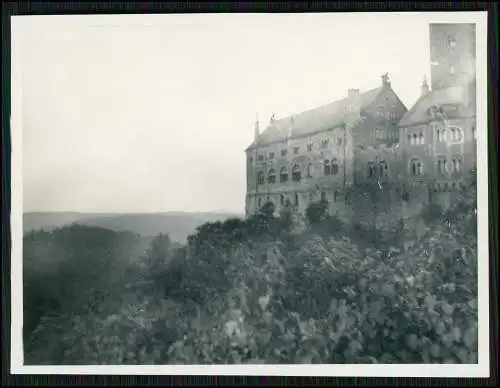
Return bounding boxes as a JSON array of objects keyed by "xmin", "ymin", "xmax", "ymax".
[
  {"xmin": 419, "ymin": 133, "xmax": 425, "ymax": 145},
  {"xmin": 449, "ymin": 127, "xmax": 463, "ymax": 142},
  {"xmin": 306, "ymin": 163, "xmax": 313, "ymax": 178},
  {"xmin": 413, "ymin": 133, "xmax": 418, "ymax": 145},
  {"xmin": 367, "ymin": 162, "xmax": 377, "ymax": 178},
  {"xmin": 410, "ymin": 159, "xmax": 423, "ymax": 176},
  {"xmin": 292, "ymin": 164, "xmax": 301, "ymax": 182},
  {"xmin": 331, "ymin": 159, "xmax": 339, "ymax": 175},
  {"xmin": 257, "ymin": 171, "xmax": 265, "ymax": 185},
  {"xmin": 437, "ymin": 158, "xmax": 447, "ymax": 174},
  {"xmin": 294, "ymin": 193, "xmax": 299, "ymax": 206},
  {"xmin": 379, "ymin": 161, "xmax": 388, "ymax": 177},
  {"xmin": 268, "ymin": 169, "xmax": 276, "ymax": 184},
  {"xmin": 279, "ymin": 167, "xmax": 288, "ymax": 183},
  {"xmin": 452, "ymin": 158, "xmax": 462, "ymax": 173},
  {"xmin": 324, "ymin": 160, "xmax": 331, "ymax": 176}
]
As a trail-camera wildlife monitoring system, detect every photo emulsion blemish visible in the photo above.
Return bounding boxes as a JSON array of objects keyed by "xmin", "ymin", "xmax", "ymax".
[{"xmin": 15, "ymin": 13, "xmax": 487, "ymax": 374}]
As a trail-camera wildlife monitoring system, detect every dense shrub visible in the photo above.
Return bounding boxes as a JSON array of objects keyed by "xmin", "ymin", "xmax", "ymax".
[{"xmin": 24, "ymin": 180, "xmax": 478, "ymax": 365}]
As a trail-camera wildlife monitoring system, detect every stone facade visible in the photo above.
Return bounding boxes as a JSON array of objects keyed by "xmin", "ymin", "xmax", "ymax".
[{"xmin": 245, "ymin": 23, "xmax": 477, "ymax": 230}]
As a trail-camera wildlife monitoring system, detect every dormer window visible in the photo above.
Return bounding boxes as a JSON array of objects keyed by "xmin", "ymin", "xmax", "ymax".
[{"xmin": 427, "ymin": 105, "xmax": 439, "ymax": 118}]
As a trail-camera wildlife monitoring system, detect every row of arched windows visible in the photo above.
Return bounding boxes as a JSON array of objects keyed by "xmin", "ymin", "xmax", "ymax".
[
  {"xmin": 437, "ymin": 157, "xmax": 462, "ymax": 174},
  {"xmin": 366, "ymin": 157, "xmax": 463, "ymax": 178},
  {"xmin": 258, "ymin": 188, "xmax": 343, "ymax": 209},
  {"xmin": 257, "ymin": 159, "xmax": 340, "ymax": 185},
  {"xmin": 436, "ymin": 126, "xmax": 463, "ymax": 142},
  {"xmin": 407, "ymin": 126, "xmax": 464, "ymax": 146},
  {"xmin": 408, "ymin": 133, "xmax": 425, "ymax": 145},
  {"xmin": 367, "ymin": 161, "xmax": 389, "ymax": 178}
]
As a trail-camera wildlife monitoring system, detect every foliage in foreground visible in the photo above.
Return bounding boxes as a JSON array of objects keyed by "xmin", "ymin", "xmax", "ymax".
[{"xmin": 24, "ymin": 181, "xmax": 478, "ymax": 365}]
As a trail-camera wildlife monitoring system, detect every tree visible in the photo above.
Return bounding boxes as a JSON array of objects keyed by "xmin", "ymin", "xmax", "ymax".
[{"xmin": 305, "ymin": 199, "xmax": 329, "ymax": 225}]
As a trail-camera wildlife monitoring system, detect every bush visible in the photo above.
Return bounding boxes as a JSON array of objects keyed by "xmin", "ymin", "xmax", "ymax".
[{"xmin": 24, "ymin": 182, "xmax": 478, "ymax": 365}]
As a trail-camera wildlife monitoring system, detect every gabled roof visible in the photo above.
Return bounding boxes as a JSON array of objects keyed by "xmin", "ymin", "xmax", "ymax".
[
  {"xmin": 398, "ymin": 81, "xmax": 476, "ymax": 128},
  {"xmin": 246, "ymin": 86, "xmax": 383, "ymax": 150}
]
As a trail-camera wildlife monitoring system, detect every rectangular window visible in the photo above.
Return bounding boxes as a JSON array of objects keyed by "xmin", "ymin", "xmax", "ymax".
[
  {"xmin": 293, "ymin": 146, "xmax": 300, "ymax": 155},
  {"xmin": 269, "ymin": 152, "xmax": 274, "ymax": 159},
  {"xmin": 258, "ymin": 154, "xmax": 264, "ymax": 161},
  {"xmin": 307, "ymin": 144, "xmax": 313, "ymax": 152},
  {"xmin": 281, "ymin": 149, "xmax": 287, "ymax": 157},
  {"xmin": 321, "ymin": 139, "xmax": 329, "ymax": 148}
]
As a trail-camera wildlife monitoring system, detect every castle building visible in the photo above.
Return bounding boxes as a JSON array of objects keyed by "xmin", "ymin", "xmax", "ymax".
[{"xmin": 245, "ymin": 23, "xmax": 477, "ymax": 228}]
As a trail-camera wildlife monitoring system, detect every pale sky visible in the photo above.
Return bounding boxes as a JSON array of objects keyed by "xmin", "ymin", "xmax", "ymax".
[{"xmin": 18, "ymin": 13, "xmax": 438, "ymax": 214}]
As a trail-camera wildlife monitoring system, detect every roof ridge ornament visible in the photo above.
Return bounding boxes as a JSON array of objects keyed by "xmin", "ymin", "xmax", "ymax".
[{"xmin": 381, "ymin": 72, "xmax": 391, "ymax": 88}]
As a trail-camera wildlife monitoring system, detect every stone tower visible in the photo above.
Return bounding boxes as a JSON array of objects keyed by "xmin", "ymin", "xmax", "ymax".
[{"xmin": 429, "ymin": 23, "xmax": 476, "ymax": 90}]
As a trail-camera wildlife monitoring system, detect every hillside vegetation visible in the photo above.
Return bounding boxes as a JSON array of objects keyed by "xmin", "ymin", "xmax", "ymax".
[
  {"xmin": 23, "ymin": 176, "xmax": 478, "ymax": 365},
  {"xmin": 23, "ymin": 211, "xmax": 242, "ymax": 243}
]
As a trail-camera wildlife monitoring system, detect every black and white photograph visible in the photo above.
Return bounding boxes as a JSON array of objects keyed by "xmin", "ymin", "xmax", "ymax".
[{"xmin": 10, "ymin": 11, "xmax": 489, "ymax": 376}]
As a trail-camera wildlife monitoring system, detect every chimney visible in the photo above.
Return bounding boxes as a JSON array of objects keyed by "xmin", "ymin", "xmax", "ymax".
[
  {"xmin": 346, "ymin": 88, "xmax": 361, "ymax": 117},
  {"xmin": 254, "ymin": 114, "xmax": 260, "ymax": 141},
  {"xmin": 421, "ymin": 75, "xmax": 430, "ymax": 97},
  {"xmin": 348, "ymin": 88, "xmax": 360, "ymax": 100}
]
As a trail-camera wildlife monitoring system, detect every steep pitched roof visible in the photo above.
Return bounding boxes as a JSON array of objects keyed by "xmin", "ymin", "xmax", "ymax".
[
  {"xmin": 398, "ymin": 82, "xmax": 476, "ymax": 127},
  {"xmin": 246, "ymin": 87, "xmax": 383, "ymax": 150}
]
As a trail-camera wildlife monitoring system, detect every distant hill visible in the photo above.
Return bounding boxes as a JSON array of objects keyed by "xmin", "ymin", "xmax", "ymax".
[{"xmin": 23, "ymin": 211, "xmax": 244, "ymax": 243}]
